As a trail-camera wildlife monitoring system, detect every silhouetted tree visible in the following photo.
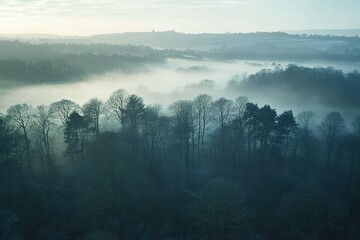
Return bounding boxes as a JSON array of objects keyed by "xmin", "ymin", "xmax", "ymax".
[
  {"xmin": 293, "ymin": 111, "xmax": 315, "ymax": 159},
  {"xmin": 0, "ymin": 115, "xmax": 28, "ymax": 198},
  {"xmin": 123, "ymin": 94, "xmax": 146, "ymax": 160},
  {"xmin": 169, "ymin": 100, "xmax": 194, "ymax": 174},
  {"xmin": 294, "ymin": 111, "xmax": 317, "ymax": 179},
  {"xmin": 141, "ymin": 105, "xmax": 169, "ymax": 174},
  {"xmin": 320, "ymin": 111, "xmax": 345, "ymax": 168},
  {"xmin": 233, "ymin": 96, "xmax": 248, "ymax": 161},
  {"xmin": 0, "ymin": 115, "xmax": 15, "ymax": 161},
  {"xmin": 6, "ymin": 104, "xmax": 33, "ymax": 167},
  {"xmin": 124, "ymin": 95, "xmax": 146, "ymax": 134},
  {"xmin": 212, "ymin": 98, "xmax": 234, "ymax": 131},
  {"xmin": 1, "ymin": 89, "xmax": 360, "ymax": 240},
  {"xmin": 32, "ymin": 105, "xmax": 54, "ymax": 172},
  {"xmin": 49, "ymin": 99, "xmax": 80, "ymax": 127},
  {"xmin": 257, "ymin": 105, "xmax": 277, "ymax": 158},
  {"xmin": 82, "ymin": 97, "xmax": 103, "ymax": 140},
  {"xmin": 243, "ymin": 103, "xmax": 259, "ymax": 162},
  {"xmin": 211, "ymin": 98, "xmax": 235, "ymax": 177},
  {"xmin": 64, "ymin": 111, "xmax": 89, "ymax": 161},
  {"xmin": 297, "ymin": 111, "xmax": 315, "ymax": 133},
  {"xmin": 193, "ymin": 94, "xmax": 213, "ymax": 164},
  {"xmin": 276, "ymin": 110, "xmax": 297, "ymax": 157},
  {"xmin": 107, "ymin": 89, "xmax": 129, "ymax": 132}
]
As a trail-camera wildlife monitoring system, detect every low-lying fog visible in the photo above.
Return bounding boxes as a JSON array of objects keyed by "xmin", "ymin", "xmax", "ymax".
[{"xmin": 1, "ymin": 58, "xmax": 359, "ymax": 119}]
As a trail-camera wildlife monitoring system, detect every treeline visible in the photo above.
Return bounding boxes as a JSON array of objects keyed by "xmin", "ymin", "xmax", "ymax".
[
  {"xmin": 0, "ymin": 55, "xmax": 164, "ymax": 84},
  {"xmin": 0, "ymin": 41, "xmax": 163, "ymax": 60},
  {"xmin": 88, "ymin": 31, "xmax": 360, "ymax": 62},
  {"xmin": 0, "ymin": 41, "xmax": 165, "ymax": 85},
  {"xmin": 228, "ymin": 65, "xmax": 360, "ymax": 108},
  {"xmin": 1, "ymin": 90, "xmax": 360, "ymax": 239},
  {"xmin": 212, "ymin": 41, "xmax": 360, "ymax": 62},
  {"xmin": 2, "ymin": 31, "xmax": 360, "ymax": 86},
  {"xmin": 89, "ymin": 31, "xmax": 360, "ymax": 48},
  {"xmin": 0, "ymin": 60, "xmax": 84, "ymax": 84}
]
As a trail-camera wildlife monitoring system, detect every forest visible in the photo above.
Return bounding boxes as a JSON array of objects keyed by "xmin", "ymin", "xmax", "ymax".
[
  {"xmin": 227, "ymin": 65, "xmax": 360, "ymax": 108},
  {"xmin": 2, "ymin": 0, "xmax": 360, "ymax": 239},
  {"xmin": 1, "ymin": 88, "xmax": 360, "ymax": 239},
  {"xmin": 0, "ymin": 40, "xmax": 165, "ymax": 85},
  {"xmin": 1, "ymin": 32, "xmax": 360, "ymax": 86}
]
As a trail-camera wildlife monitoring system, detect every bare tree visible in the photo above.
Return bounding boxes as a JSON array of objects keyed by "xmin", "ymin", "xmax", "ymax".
[
  {"xmin": 297, "ymin": 111, "xmax": 315, "ymax": 133},
  {"xmin": 320, "ymin": 111, "xmax": 345, "ymax": 167},
  {"xmin": 293, "ymin": 111, "xmax": 315, "ymax": 161},
  {"xmin": 33, "ymin": 105, "xmax": 54, "ymax": 172},
  {"xmin": 234, "ymin": 96, "xmax": 249, "ymax": 119},
  {"xmin": 7, "ymin": 104, "xmax": 33, "ymax": 167},
  {"xmin": 49, "ymin": 99, "xmax": 80, "ymax": 127},
  {"xmin": 169, "ymin": 100, "xmax": 194, "ymax": 173},
  {"xmin": 193, "ymin": 94, "xmax": 213, "ymax": 164},
  {"xmin": 212, "ymin": 98, "xmax": 234, "ymax": 176},
  {"xmin": 0, "ymin": 116, "xmax": 28, "ymax": 196},
  {"xmin": 107, "ymin": 89, "xmax": 129, "ymax": 132},
  {"xmin": 0, "ymin": 115, "xmax": 14, "ymax": 162},
  {"xmin": 212, "ymin": 98, "xmax": 234, "ymax": 130},
  {"xmin": 233, "ymin": 96, "xmax": 249, "ymax": 162},
  {"xmin": 83, "ymin": 98, "xmax": 103, "ymax": 140},
  {"xmin": 141, "ymin": 105, "xmax": 169, "ymax": 172}
]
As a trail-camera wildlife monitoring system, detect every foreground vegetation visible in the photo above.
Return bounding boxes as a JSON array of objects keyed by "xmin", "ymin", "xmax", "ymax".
[{"xmin": 1, "ymin": 88, "xmax": 360, "ymax": 240}]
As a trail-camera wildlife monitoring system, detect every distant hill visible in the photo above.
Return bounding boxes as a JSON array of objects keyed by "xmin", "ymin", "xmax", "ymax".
[
  {"xmin": 2, "ymin": 31, "xmax": 359, "ymax": 51},
  {"xmin": 88, "ymin": 31, "xmax": 360, "ymax": 50},
  {"xmin": 89, "ymin": 31, "xmax": 297, "ymax": 49},
  {"xmin": 286, "ymin": 29, "xmax": 360, "ymax": 37},
  {"xmin": 0, "ymin": 31, "xmax": 359, "ymax": 88}
]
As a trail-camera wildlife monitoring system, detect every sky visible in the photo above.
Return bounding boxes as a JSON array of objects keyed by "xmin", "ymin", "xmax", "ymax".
[{"xmin": 0, "ymin": 0, "xmax": 359, "ymax": 35}]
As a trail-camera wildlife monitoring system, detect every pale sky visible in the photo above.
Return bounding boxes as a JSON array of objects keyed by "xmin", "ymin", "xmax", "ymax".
[{"xmin": 0, "ymin": 0, "xmax": 359, "ymax": 35}]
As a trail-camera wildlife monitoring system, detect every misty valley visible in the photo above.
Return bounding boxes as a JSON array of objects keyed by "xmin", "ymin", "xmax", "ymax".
[{"xmin": 1, "ymin": 32, "xmax": 360, "ymax": 239}]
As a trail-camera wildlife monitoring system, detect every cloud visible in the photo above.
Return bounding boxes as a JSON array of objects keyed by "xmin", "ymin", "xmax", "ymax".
[
  {"xmin": 0, "ymin": 0, "xmax": 247, "ymax": 17},
  {"xmin": 0, "ymin": 0, "xmax": 359, "ymax": 35}
]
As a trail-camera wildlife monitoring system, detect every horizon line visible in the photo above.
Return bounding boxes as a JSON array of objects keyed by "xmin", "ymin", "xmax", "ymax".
[{"xmin": 1, "ymin": 28, "xmax": 360, "ymax": 38}]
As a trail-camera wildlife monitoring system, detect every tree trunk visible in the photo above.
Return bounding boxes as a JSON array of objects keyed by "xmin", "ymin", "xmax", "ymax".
[{"xmin": 22, "ymin": 127, "xmax": 31, "ymax": 167}]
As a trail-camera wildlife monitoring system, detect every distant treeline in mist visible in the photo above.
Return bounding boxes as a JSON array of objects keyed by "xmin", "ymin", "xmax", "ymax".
[
  {"xmin": 0, "ymin": 41, "xmax": 165, "ymax": 84},
  {"xmin": 9, "ymin": 31, "xmax": 359, "ymax": 50},
  {"xmin": 1, "ymin": 39, "xmax": 360, "ymax": 111},
  {"xmin": 211, "ymin": 41, "xmax": 360, "ymax": 61},
  {"xmin": 1, "ymin": 89, "xmax": 360, "ymax": 239},
  {"xmin": 1, "ymin": 31, "xmax": 360, "ymax": 85},
  {"xmin": 228, "ymin": 64, "xmax": 360, "ymax": 108},
  {"xmin": 87, "ymin": 31, "xmax": 360, "ymax": 62},
  {"xmin": 0, "ymin": 40, "xmax": 162, "ymax": 60},
  {"xmin": 0, "ymin": 60, "xmax": 84, "ymax": 84}
]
